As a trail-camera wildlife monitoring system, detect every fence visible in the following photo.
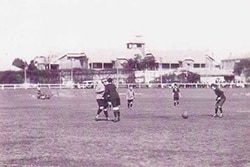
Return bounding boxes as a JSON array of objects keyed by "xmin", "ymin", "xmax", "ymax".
[{"xmin": 0, "ymin": 82, "xmax": 249, "ymax": 90}]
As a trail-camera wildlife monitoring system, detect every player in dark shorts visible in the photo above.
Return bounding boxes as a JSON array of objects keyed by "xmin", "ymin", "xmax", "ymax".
[
  {"xmin": 94, "ymin": 79, "xmax": 109, "ymax": 121},
  {"xmin": 104, "ymin": 78, "xmax": 121, "ymax": 122},
  {"xmin": 172, "ymin": 83, "xmax": 181, "ymax": 106},
  {"xmin": 211, "ymin": 83, "xmax": 226, "ymax": 118}
]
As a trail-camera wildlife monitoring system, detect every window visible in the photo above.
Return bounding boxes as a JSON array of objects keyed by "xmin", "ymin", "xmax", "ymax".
[
  {"xmin": 127, "ymin": 44, "xmax": 132, "ymax": 49},
  {"xmin": 104, "ymin": 63, "xmax": 113, "ymax": 69},
  {"xmin": 162, "ymin": 63, "xmax": 170, "ymax": 69},
  {"xmin": 201, "ymin": 64, "xmax": 206, "ymax": 68},
  {"xmin": 50, "ymin": 64, "xmax": 59, "ymax": 70},
  {"xmin": 171, "ymin": 63, "xmax": 179, "ymax": 69},
  {"xmin": 137, "ymin": 44, "xmax": 142, "ymax": 47},
  {"xmin": 194, "ymin": 64, "xmax": 200, "ymax": 68},
  {"xmin": 93, "ymin": 63, "xmax": 102, "ymax": 69}
]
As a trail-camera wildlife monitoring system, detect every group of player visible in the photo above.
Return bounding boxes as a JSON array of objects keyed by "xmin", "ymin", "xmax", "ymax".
[
  {"xmin": 172, "ymin": 82, "xmax": 226, "ymax": 118},
  {"xmin": 94, "ymin": 79, "xmax": 226, "ymax": 121},
  {"xmin": 94, "ymin": 77, "xmax": 135, "ymax": 122},
  {"xmin": 36, "ymin": 77, "xmax": 226, "ymax": 120},
  {"xmin": 94, "ymin": 78, "xmax": 226, "ymax": 121}
]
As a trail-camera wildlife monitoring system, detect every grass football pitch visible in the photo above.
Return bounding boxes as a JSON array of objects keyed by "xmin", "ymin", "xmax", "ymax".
[{"xmin": 0, "ymin": 88, "xmax": 250, "ymax": 167}]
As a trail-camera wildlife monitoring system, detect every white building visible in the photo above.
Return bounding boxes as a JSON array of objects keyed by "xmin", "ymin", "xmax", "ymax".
[
  {"xmin": 32, "ymin": 36, "xmax": 232, "ymax": 83},
  {"xmin": 221, "ymin": 53, "xmax": 250, "ymax": 71},
  {"xmin": 34, "ymin": 53, "xmax": 88, "ymax": 70}
]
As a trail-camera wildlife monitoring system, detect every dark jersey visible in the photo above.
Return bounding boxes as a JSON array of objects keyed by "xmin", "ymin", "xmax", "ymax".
[
  {"xmin": 172, "ymin": 88, "xmax": 180, "ymax": 98},
  {"xmin": 214, "ymin": 88, "xmax": 226, "ymax": 99},
  {"xmin": 104, "ymin": 83, "xmax": 120, "ymax": 100}
]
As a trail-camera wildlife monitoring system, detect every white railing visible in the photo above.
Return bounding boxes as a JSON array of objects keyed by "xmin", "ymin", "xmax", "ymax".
[{"xmin": 0, "ymin": 82, "xmax": 249, "ymax": 90}]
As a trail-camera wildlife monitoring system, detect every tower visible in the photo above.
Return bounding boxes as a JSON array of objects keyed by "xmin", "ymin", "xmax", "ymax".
[{"xmin": 126, "ymin": 35, "xmax": 145, "ymax": 56}]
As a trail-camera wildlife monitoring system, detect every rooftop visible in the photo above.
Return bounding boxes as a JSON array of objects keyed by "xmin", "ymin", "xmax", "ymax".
[{"xmin": 222, "ymin": 52, "xmax": 250, "ymax": 61}]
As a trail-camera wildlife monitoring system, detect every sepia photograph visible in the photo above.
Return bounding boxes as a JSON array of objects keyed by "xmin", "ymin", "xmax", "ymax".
[{"xmin": 0, "ymin": 0, "xmax": 250, "ymax": 166}]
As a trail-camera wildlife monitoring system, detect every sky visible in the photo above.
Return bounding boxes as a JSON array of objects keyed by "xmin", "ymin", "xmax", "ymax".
[{"xmin": 0, "ymin": 0, "xmax": 250, "ymax": 70}]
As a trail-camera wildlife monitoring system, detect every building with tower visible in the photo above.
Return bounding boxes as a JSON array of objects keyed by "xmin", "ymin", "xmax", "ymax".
[{"xmin": 31, "ymin": 36, "xmax": 232, "ymax": 84}]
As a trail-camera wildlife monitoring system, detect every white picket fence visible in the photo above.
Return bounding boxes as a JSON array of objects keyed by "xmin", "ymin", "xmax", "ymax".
[{"xmin": 0, "ymin": 82, "xmax": 249, "ymax": 90}]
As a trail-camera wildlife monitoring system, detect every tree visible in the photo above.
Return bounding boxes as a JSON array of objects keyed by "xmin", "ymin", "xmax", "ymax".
[
  {"xmin": 233, "ymin": 59, "xmax": 250, "ymax": 76},
  {"xmin": 154, "ymin": 71, "xmax": 200, "ymax": 83},
  {"xmin": 124, "ymin": 54, "xmax": 157, "ymax": 71},
  {"xmin": 126, "ymin": 72, "xmax": 136, "ymax": 83},
  {"xmin": 12, "ymin": 58, "xmax": 27, "ymax": 70},
  {"xmin": 123, "ymin": 58, "xmax": 136, "ymax": 71},
  {"xmin": 233, "ymin": 59, "xmax": 250, "ymax": 82},
  {"xmin": 134, "ymin": 54, "xmax": 143, "ymax": 70},
  {"xmin": 185, "ymin": 71, "xmax": 200, "ymax": 83},
  {"xmin": 142, "ymin": 55, "xmax": 156, "ymax": 70},
  {"xmin": 28, "ymin": 60, "xmax": 37, "ymax": 70},
  {"xmin": 224, "ymin": 75, "xmax": 235, "ymax": 82},
  {"xmin": 0, "ymin": 71, "xmax": 24, "ymax": 83},
  {"xmin": 12, "ymin": 58, "xmax": 28, "ymax": 83}
]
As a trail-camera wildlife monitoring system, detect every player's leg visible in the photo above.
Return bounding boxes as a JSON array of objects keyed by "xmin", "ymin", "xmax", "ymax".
[
  {"xmin": 95, "ymin": 107, "xmax": 103, "ymax": 120},
  {"xmin": 213, "ymin": 107, "xmax": 218, "ymax": 117},
  {"xmin": 218, "ymin": 106, "xmax": 223, "ymax": 117},
  {"xmin": 218, "ymin": 99, "xmax": 226, "ymax": 118},
  {"xmin": 130, "ymin": 100, "xmax": 133, "ymax": 108},
  {"xmin": 173, "ymin": 97, "xmax": 177, "ymax": 106},
  {"xmin": 37, "ymin": 90, "xmax": 42, "ymax": 99},
  {"xmin": 214, "ymin": 101, "xmax": 220, "ymax": 117},
  {"xmin": 108, "ymin": 101, "xmax": 112, "ymax": 111},
  {"xmin": 103, "ymin": 100, "xmax": 110, "ymax": 120},
  {"xmin": 176, "ymin": 97, "xmax": 179, "ymax": 105},
  {"xmin": 113, "ymin": 107, "xmax": 120, "ymax": 122},
  {"xmin": 128, "ymin": 100, "xmax": 133, "ymax": 109},
  {"xmin": 112, "ymin": 98, "xmax": 121, "ymax": 122},
  {"xmin": 117, "ymin": 109, "xmax": 120, "ymax": 121},
  {"xmin": 103, "ymin": 109, "xmax": 110, "ymax": 120},
  {"xmin": 95, "ymin": 100, "xmax": 103, "ymax": 120}
]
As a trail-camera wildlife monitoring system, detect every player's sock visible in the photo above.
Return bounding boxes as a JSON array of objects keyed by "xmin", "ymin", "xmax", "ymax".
[
  {"xmin": 214, "ymin": 108, "xmax": 218, "ymax": 116},
  {"xmin": 219, "ymin": 108, "xmax": 223, "ymax": 117},
  {"xmin": 128, "ymin": 103, "xmax": 130, "ymax": 108},
  {"xmin": 104, "ymin": 110, "xmax": 108, "ymax": 118},
  {"xmin": 97, "ymin": 108, "xmax": 102, "ymax": 115},
  {"xmin": 113, "ymin": 111, "xmax": 117, "ymax": 119},
  {"xmin": 117, "ymin": 111, "xmax": 120, "ymax": 121},
  {"xmin": 177, "ymin": 101, "xmax": 179, "ymax": 105},
  {"xmin": 219, "ymin": 108, "xmax": 223, "ymax": 113}
]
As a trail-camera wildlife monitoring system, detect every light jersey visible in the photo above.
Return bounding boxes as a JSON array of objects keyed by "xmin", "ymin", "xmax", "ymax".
[
  {"xmin": 126, "ymin": 89, "xmax": 135, "ymax": 100},
  {"xmin": 95, "ymin": 83, "xmax": 105, "ymax": 100}
]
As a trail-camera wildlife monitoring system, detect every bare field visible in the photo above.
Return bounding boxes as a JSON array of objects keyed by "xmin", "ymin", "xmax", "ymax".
[{"xmin": 0, "ymin": 88, "xmax": 250, "ymax": 167}]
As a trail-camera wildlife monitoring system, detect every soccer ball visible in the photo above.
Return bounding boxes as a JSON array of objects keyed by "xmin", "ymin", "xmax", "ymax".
[{"xmin": 182, "ymin": 112, "xmax": 188, "ymax": 119}]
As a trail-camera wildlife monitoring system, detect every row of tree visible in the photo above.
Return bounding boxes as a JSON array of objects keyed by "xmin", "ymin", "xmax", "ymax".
[
  {"xmin": 123, "ymin": 54, "xmax": 157, "ymax": 71},
  {"xmin": 2, "ymin": 55, "xmax": 249, "ymax": 84}
]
